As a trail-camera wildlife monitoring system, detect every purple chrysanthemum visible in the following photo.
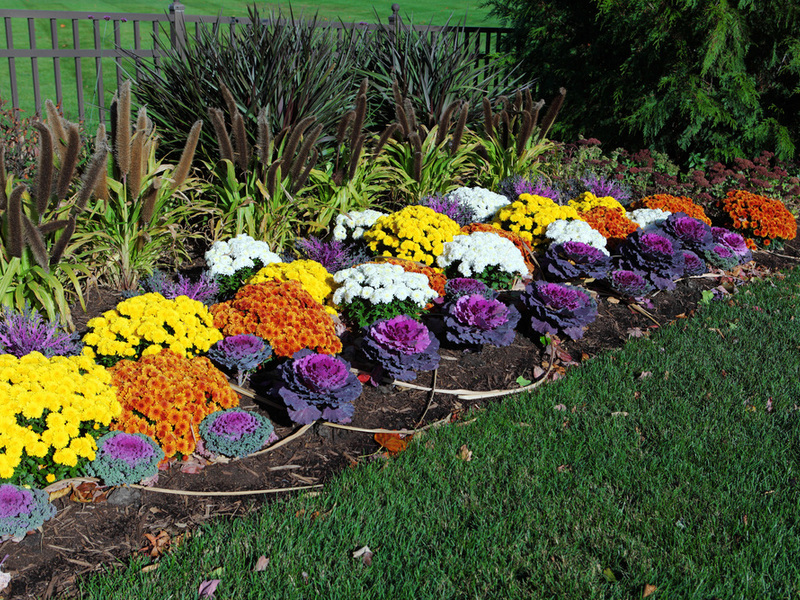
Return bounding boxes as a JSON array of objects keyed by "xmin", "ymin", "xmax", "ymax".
[
  {"xmin": 0, "ymin": 484, "xmax": 56, "ymax": 541},
  {"xmin": 274, "ymin": 350, "xmax": 362, "ymax": 425},
  {"xmin": 608, "ymin": 269, "xmax": 654, "ymax": 297},
  {"xmin": 444, "ymin": 278, "xmax": 495, "ymax": 301},
  {"xmin": 618, "ymin": 229, "xmax": 685, "ymax": 290},
  {"xmin": 200, "ymin": 408, "xmax": 275, "ymax": 457},
  {"xmin": 420, "ymin": 194, "xmax": 477, "ymax": 226},
  {"xmin": 443, "ymin": 294, "xmax": 521, "ymax": 347},
  {"xmin": 86, "ymin": 432, "xmax": 164, "ymax": 486},
  {"xmin": 208, "ymin": 334, "xmax": 273, "ymax": 385},
  {"xmin": 712, "ymin": 227, "xmax": 753, "ymax": 264},
  {"xmin": 362, "ymin": 315, "xmax": 441, "ymax": 381},
  {"xmin": 541, "ymin": 241, "xmax": 612, "ymax": 281},
  {"xmin": 0, "ymin": 305, "xmax": 83, "ymax": 358},
  {"xmin": 682, "ymin": 251, "xmax": 707, "ymax": 276},
  {"xmin": 520, "ymin": 281, "xmax": 598, "ymax": 340}
]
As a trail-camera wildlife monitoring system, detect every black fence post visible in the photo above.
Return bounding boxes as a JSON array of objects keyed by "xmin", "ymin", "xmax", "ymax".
[{"xmin": 169, "ymin": 1, "xmax": 187, "ymax": 59}]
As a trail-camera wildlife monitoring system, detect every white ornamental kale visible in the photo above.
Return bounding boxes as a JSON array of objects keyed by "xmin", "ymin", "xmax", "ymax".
[
  {"xmin": 445, "ymin": 186, "xmax": 510, "ymax": 223},
  {"xmin": 626, "ymin": 208, "xmax": 671, "ymax": 230},
  {"xmin": 436, "ymin": 232, "xmax": 527, "ymax": 278},
  {"xmin": 545, "ymin": 219, "xmax": 609, "ymax": 254},
  {"xmin": 204, "ymin": 234, "xmax": 282, "ymax": 278},
  {"xmin": 332, "ymin": 209, "xmax": 386, "ymax": 242},
  {"xmin": 332, "ymin": 263, "xmax": 437, "ymax": 306}
]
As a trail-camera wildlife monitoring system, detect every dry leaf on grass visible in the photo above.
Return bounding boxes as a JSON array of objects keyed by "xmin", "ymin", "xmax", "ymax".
[
  {"xmin": 643, "ymin": 583, "xmax": 658, "ymax": 597},
  {"xmin": 352, "ymin": 545, "xmax": 373, "ymax": 566},
  {"xmin": 374, "ymin": 433, "xmax": 411, "ymax": 456},
  {"xmin": 458, "ymin": 445, "xmax": 473, "ymax": 461},
  {"xmin": 254, "ymin": 556, "xmax": 270, "ymax": 572},
  {"xmin": 198, "ymin": 579, "xmax": 221, "ymax": 598}
]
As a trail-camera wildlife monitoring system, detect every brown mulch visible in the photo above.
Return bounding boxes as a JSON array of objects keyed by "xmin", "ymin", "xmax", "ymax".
[{"xmin": 2, "ymin": 241, "xmax": 800, "ymax": 599}]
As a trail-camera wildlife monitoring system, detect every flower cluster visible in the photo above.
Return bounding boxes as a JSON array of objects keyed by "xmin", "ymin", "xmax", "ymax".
[
  {"xmin": 493, "ymin": 194, "xmax": 582, "ymax": 247},
  {"xmin": 420, "ymin": 193, "xmax": 477, "ymax": 226},
  {"xmin": 618, "ymin": 230, "xmax": 685, "ymax": 290},
  {"xmin": 499, "ymin": 176, "xmax": 561, "ymax": 204},
  {"xmin": 0, "ymin": 353, "xmax": 120, "ymax": 484},
  {"xmin": 579, "ymin": 206, "xmax": 640, "ymax": 248},
  {"xmin": 207, "ymin": 334, "xmax": 273, "ymax": 386},
  {"xmin": 361, "ymin": 316, "xmax": 440, "ymax": 381},
  {"xmin": 436, "ymin": 232, "xmax": 527, "ymax": 290},
  {"xmin": 132, "ymin": 271, "xmax": 219, "ymax": 305},
  {"xmin": 634, "ymin": 195, "xmax": 711, "ymax": 225},
  {"xmin": 719, "ymin": 190, "xmax": 797, "ymax": 247},
  {"xmin": 110, "ymin": 350, "xmax": 239, "ymax": 458},
  {"xmin": 578, "ymin": 173, "xmax": 633, "ymax": 204},
  {"xmin": 364, "ymin": 205, "xmax": 462, "ymax": 266},
  {"xmin": 607, "ymin": 269, "xmax": 654, "ymax": 297},
  {"xmin": 295, "ymin": 237, "xmax": 369, "ymax": 273},
  {"xmin": 0, "ymin": 484, "xmax": 56, "ymax": 541},
  {"xmin": 545, "ymin": 219, "xmax": 609, "ymax": 254},
  {"xmin": 200, "ymin": 408, "xmax": 275, "ymax": 458},
  {"xmin": 703, "ymin": 244, "xmax": 741, "ymax": 270},
  {"xmin": 541, "ymin": 241, "xmax": 612, "ymax": 281},
  {"xmin": 205, "ymin": 234, "xmax": 281, "ymax": 278},
  {"xmin": 0, "ymin": 305, "xmax": 82, "ymax": 358},
  {"xmin": 376, "ymin": 258, "xmax": 447, "ymax": 299},
  {"xmin": 332, "ymin": 263, "xmax": 438, "ymax": 327},
  {"xmin": 82, "ymin": 293, "xmax": 222, "ymax": 366},
  {"xmin": 520, "ymin": 282, "xmax": 598, "ymax": 340},
  {"xmin": 86, "ymin": 431, "xmax": 164, "ymax": 486},
  {"xmin": 712, "ymin": 227, "xmax": 753, "ymax": 263},
  {"xmin": 273, "ymin": 350, "xmax": 362, "ymax": 424},
  {"xmin": 657, "ymin": 213, "xmax": 714, "ymax": 254},
  {"xmin": 460, "ymin": 223, "xmax": 536, "ymax": 274},
  {"xmin": 247, "ymin": 260, "xmax": 337, "ymax": 314},
  {"xmin": 444, "ymin": 278, "xmax": 495, "ymax": 301},
  {"xmin": 682, "ymin": 251, "xmax": 708, "ymax": 276},
  {"xmin": 442, "ymin": 295, "xmax": 520, "ymax": 348},
  {"xmin": 211, "ymin": 281, "xmax": 342, "ymax": 357},
  {"xmin": 568, "ymin": 191, "xmax": 625, "ymax": 214},
  {"xmin": 626, "ymin": 208, "xmax": 671, "ymax": 230},
  {"xmin": 444, "ymin": 186, "xmax": 510, "ymax": 222},
  {"xmin": 332, "ymin": 209, "xmax": 386, "ymax": 243}
]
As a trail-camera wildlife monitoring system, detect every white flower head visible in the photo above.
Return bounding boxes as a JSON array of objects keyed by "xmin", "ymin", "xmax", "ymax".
[
  {"xmin": 626, "ymin": 208, "xmax": 671, "ymax": 230},
  {"xmin": 333, "ymin": 210, "xmax": 386, "ymax": 241},
  {"xmin": 436, "ymin": 231, "xmax": 528, "ymax": 276},
  {"xmin": 445, "ymin": 186, "xmax": 510, "ymax": 223},
  {"xmin": 205, "ymin": 234, "xmax": 281, "ymax": 278},
  {"xmin": 545, "ymin": 219, "xmax": 609, "ymax": 255},
  {"xmin": 332, "ymin": 263, "xmax": 437, "ymax": 306}
]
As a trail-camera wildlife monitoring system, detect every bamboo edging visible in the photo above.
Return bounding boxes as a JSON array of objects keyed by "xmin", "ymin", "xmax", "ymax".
[{"xmin": 127, "ymin": 483, "xmax": 323, "ymax": 497}]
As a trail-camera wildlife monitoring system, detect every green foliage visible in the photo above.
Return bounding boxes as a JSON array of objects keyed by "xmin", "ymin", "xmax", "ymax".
[
  {"xmin": 214, "ymin": 259, "xmax": 265, "ymax": 302},
  {"xmin": 342, "ymin": 296, "xmax": 423, "ymax": 329},
  {"xmin": 484, "ymin": 0, "xmax": 800, "ymax": 163}
]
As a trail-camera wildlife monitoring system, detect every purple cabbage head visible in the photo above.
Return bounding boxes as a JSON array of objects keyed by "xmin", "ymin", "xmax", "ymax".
[
  {"xmin": 0, "ymin": 483, "xmax": 57, "ymax": 540},
  {"xmin": 541, "ymin": 241, "xmax": 612, "ymax": 281},
  {"xmin": 520, "ymin": 281, "xmax": 598, "ymax": 340},
  {"xmin": 618, "ymin": 229, "xmax": 686, "ymax": 290},
  {"xmin": 499, "ymin": 176, "xmax": 562, "ymax": 203},
  {"xmin": 362, "ymin": 315, "xmax": 441, "ymax": 381},
  {"xmin": 420, "ymin": 193, "xmax": 477, "ymax": 226},
  {"xmin": 658, "ymin": 213, "xmax": 714, "ymax": 254},
  {"xmin": 0, "ymin": 305, "xmax": 83, "ymax": 358},
  {"xmin": 712, "ymin": 227, "xmax": 753, "ymax": 264},
  {"xmin": 608, "ymin": 270, "xmax": 654, "ymax": 298},
  {"xmin": 200, "ymin": 408, "xmax": 275, "ymax": 457},
  {"xmin": 295, "ymin": 237, "xmax": 369, "ymax": 272},
  {"xmin": 86, "ymin": 431, "xmax": 164, "ymax": 486},
  {"xmin": 682, "ymin": 251, "xmax": 708, "ymax": 276},
  {"xmin": 444, "ymin": 278, "xmax": 496, "ymax": 301},
  {"xmin": 703, "ymin": 244, "xmax": 741, "ymax": 270},
  {"xmin": 274, "ymin": 350, "xmax": 362, "ymax": 425},
  {"xmin": 443, "ymin": 294, "xmax": 521, "ymax": 347},
  {"xmin": 208, "ymin": 334, "xmax": 273, "ymax": 385}
]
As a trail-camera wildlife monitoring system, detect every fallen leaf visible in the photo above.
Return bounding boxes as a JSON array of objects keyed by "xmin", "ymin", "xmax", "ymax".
[
  {"xmin": 45, "ymin": 480, "xmax": 74, "ymax": 502},
  {"xmin": 352, "ymin": 545, "xmax": 374, "ymax": 566},
  {"xmin": 602, "ymin": 567, "xmax": 617, "ymax": 582},
  {"xmin": 357, "ymin": 373, "xmax": 372, "ymax": 384},
  {"xmin": 198, "ymin": 579, "xmax": 221, "ymax": 598},
  {"xmin": 516, "ymin": 375, "xmax": 532, "ymax": 386},
  {"xmin": 458, "ymin": 444, "xmax": 473, "ymax": 461},
  {"xmin": 70, "ymin": 481, "xmax": 108, "ymax": 503},
  {"xmin": 557, "ymin": 464, "xmax": 572, "ymax": 473},
  {"xmin": 626, "ymin": 327, "xmax": 646, "ymax": 338},
  {"xmin": 140, "ymin": 531, "xmax": 171, "ymax": 558},
  {"xmin": 140, "ymin": 564, "xmax": 159, "ymax": 574},
  {"xmin": 611, "ymin": 411, "xmax": 629, "ymax": 417},
  {"xmin": 180, "ymin": 456, "xmax": 207, "ymax": 474},
  {"xmin": 643, "ymin": 584, "xmax": 658, "ymax": 597},
  {"xmin": 638, "ymin": 371, "xmax": 652, "ymax": 380},
  {"xmin": 374, "ymin": 433, "xmax": 411, "ymax": 456},
  {"xmin": 532, "ymin": 366, "xmax": 545, "ymax": 379},
  {"xmin": 607, "ymin": 296, "xmax": 620, "ymax": 304},
  {"xmin": 254, "ymin": 556, "xmax": 270, "ymax": 572},
  {"xmin": 554, "ymin": 404, "xmax": 567, "ymax": 411}
]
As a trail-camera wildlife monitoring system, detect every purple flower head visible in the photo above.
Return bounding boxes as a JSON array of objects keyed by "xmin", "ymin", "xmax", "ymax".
[
  {"xmin": 0, "ymin": 484, "xmax": 56, "ymax": 540},
  {"xmin": 208, "ymin": 334, "xmax": 272, "ymax": 385},
  {"xmin": 711, "ymin": 227, "xmax": 752, "ymax": 263},
  {"xmin": 658, "ymin": 213, "xmax": 713, "ymax": 254},
  {"xmin": 682, "ymin": 251, "xmax": 708, "ymax": 276},
  {"xmin": 618, "ymin": 229, "xmax": 685, "ymax": 290},
  {"xmin": 499, "ymin": 176, "xmax": 562, "ymax": 204},
  {"xmin": 362, "ymin": 318, "xmax": 440, "ymax": 381},
  {"xmin": 444, "ymin": 278, "xmax": 495, "ymax": 301},
  {"xmin": 200, "ymin": 408, "xmax": 275, "ymax": 457},
  {"xmin": 541, "ymin": 241, "xmax": 612, "ymax": 281},
  {"xmin": 295, "ymin": 237, "xmax": 367, "ymax": 272},
  {"xmin": 274, "ymin": 350, "xmax": 362, "ymax": 425},
  {"xmin": 420, "ymin": 194, "xmax": 476, "ymax": 227},
  {"xmin": 521, "ymin": 281, "xmax": 598, "ymax": 340},
  {"xmin": 579, "ymin": 172, "xmax": 632, "ymax": 204},
  {"xmin": 608, "ymin": 270, "xmax": 654, "ymax": 297},
  {"xmin": 87, "ymin": 432, "xmax": 164, "ymax": 486},
  {"xmin": 0, "ymin": 304, "xmax": 83, "ymax": 358},
  {"xmin": 443, "ymin": 295, "xmax": 521, "ymax": 347}
]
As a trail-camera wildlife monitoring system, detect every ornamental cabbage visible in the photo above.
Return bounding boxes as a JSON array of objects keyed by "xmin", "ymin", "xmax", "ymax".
[
  {"xmin": 207, "ymin": 334, "xmax": 273, "ymax": 386},
  {"xmin": 0, "ymin": 484, "xmax": 56, "ymax": 541},
  {"xmin": 618, "ymin": 230, "xmax": 685, "ymax": 291},
  {"xmin": 541, "ymin": 241, "xmax": 612, "ymax": 281},
  {"xmin": 200, "ymin": 408, "xmax": 275, "ymax": 457},
  {"xmin": 86, "ymin": 431, "xmax": 164, "ymax": 486},
  {"xmin": 682, "ymin": 251, "xmax": 708, "ymax": 276},
  {"xmin": 712, "ymin": 227, "xmax": 753, "ymax": 264},
  {"xmin": 442, "ymin": 295, "xmax": 520, "ymax": 348},
  {"xmin": 361, "ymin": 315, "xmax": 440, "ymax": 381},
  {"xmin": 607, "ymin": 269, "xmax": 654, "ymax": 298},
  {"xmin": 657, "ymin": 213, "xmax": 714, "ymax": 254},
  {"xmin": 520, "ymin": 282, "xmax": 598, "ymax": 340},
  {"xmin": 703, "ymin": 244, "xmax": 741, "ymax": 270}
]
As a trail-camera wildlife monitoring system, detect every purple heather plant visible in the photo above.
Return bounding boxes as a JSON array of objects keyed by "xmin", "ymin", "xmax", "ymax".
[
  {"xmin": 295, "ymin": 237, "xmax": 370, "ymax": 272},
  {"xmin": 608, "ymin": 269, "xmax": 654, "ymax": 297},
  {"xmin": 361, "ymin": 315, "xmax": 441, "ymax": 382},
  {"xmin": 442, "ymin": 294, "xmax": 521, "ymax": 347},
  {"xmin": 274, "ymin": 350, "xmax": 363, "ymax": 425},
  {"xmin": 0, "ymin": 305, "xmax": 83, "ymax": 358},
  {"xmin": 86, "ymin": 431, "xmax": 164, "ymax": 486},
  {"xmin": 540, "ymin": 241, "xmax": 612, "ymax": 281},
  {"xmin": 703, "ymin": 244, "xmax": 741, "ymax": 270},
  {"xmin": 520, "ymin": 281, "xmax": 598, "ymax": 340},
  {"xmin": 0, "ymin": 483, "xmax": 56, "ymax": 541},
  {"xmin": 126, "ymin": 270, "xmax": 219, "ymax": 305},
  {"xmin": 657, "ymin": 213, "xmax": 714, "ymax": 254},
  {"xmin": 420, "ymin": 193, "xmax": 477, "ymax": 227},
  {"xmin": 199, "ymin": 408, "xmax": 276, "ymax": 457},
  {"xmin": 712, "ymin": 227, "xmax": 753, "ymax": 263},
  {"xmin": 208, "ymin": 334, "xmax": 273, "ymax": 386},
  {"xmin": 579, "ymin": 172, "xmax": 633, "ymax": 204},
  {"xmin": 682, "ymin": 251, "xmax": 708, "ymax": 276},
  {"xmin": 499, "ymin": 176, "xmax": 562, "ymax": 203},
  {"xmin": 618, "ymin": 229, "xmax": 685, "ymax": 290},
  {"xmin": 444, "ymin": 278, "xmax": 496, "ymax": 301}
]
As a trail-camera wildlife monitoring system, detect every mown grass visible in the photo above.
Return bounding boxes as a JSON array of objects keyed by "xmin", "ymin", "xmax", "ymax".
[{"xmin": 77, "ymin": 268, "xmax": 800, "ymax": 599}]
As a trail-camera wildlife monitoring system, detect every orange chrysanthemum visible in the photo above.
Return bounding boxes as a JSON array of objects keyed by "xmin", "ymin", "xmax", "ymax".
[
  {"xmin": 579, "ymin": 206, "xmax": 640, "ymax": 249},
  {"xmin": 633, "ymin": 194, "xmax": 712, "ymax": 225},
  {"xmin": 460, "ymin": 223, "xmax": 536, "ymax": 274},
  {"xmin": 718, "ymin": 190, "xmax": 796, "ymax": 245}
]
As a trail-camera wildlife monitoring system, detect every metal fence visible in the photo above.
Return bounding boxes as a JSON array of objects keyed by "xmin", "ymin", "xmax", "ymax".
[{"xmin": 0, "ymin": 3, "xmax": 511, "ymax": 126}]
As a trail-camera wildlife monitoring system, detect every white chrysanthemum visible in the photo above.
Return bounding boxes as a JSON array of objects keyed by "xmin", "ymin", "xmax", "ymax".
[
  {"xmin": 205, "ymin": 234, "xmax": 281, "ymax": 278},
  {"xmin": 545, "ymin": 219, "xmax": 609, "ymax": 255},
  {"xmin": 332, "ymin": 263, "xmax": 437, "ymax": 306},
  {"xmin": 436, "ymin": 232, "xmax": 528, "ymax": 277},
  {"xmin": 626, "ymin": 208, "xmax": 671, "ymax": 230},
  {"xmin": 445, "ymin": 186, "xmax": 510, "ymax": 222},
  {"xmin": 332, "ymin": 210, "xmax": 387, "ymax": 242}
]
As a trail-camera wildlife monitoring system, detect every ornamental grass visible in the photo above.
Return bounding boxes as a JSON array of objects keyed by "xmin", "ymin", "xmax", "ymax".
[
  {"xmin": 718, "ymin": 190, "xmax": 797, "ymax": 248},
  {"xmin": 210, "ymin": 281, "xmax": 342, "ymax": 358},
  {"xmin": 492, "ymin": 193, "xmax": 582, "ymax": 248},
  {"xmin": 633, "ymin": 194, "xmax": 712, "ymax": 225},
  {"xmin": 109, "ymin": 350, "xmax": 239, "ymax": 459}
]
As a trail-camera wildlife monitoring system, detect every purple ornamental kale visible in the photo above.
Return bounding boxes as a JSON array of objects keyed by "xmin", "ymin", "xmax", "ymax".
[
  {"xmin": 361, "ymin": 315, "xmax": 441, "ymax": 381},
  {"xmin": 295, "ymin": 237, "xmax": 370, "ymax": 272},
  {"xmin": 0, "ymin": 483, "xmax": 57, "ymax": 540},
  {"xmin": 682, "ymin": 251, "xmax": 708, "ymax": 276},
  {"xmin": 703, "ymin": 244, "xmax": 740, "ymax": 270},
  {"xmin": 420, "ymin": 194, "xmax": 477, "ymax": 226},
  {"xmin": 208, "ymin": 334, "xmax": 273, "ymax": 385},
  {"xmin": 712, "ymin": 227, "xmax": 753, "ymax": 264},
  {"xmin": 540, "ymin": 241, "xmax": 612, "ymax": 281},
  {"xmin": 86, "ymin": 431, "xmax": 164, "ymax": 486},
  {"xmin": 444, "ymin": 278, "xmax": 496, "ymax": 301},
  {"xmin": 274, "ymin": 350, "xmax": 362, "ymax": 425},
  {"xmin": 442, "ymin": 294, "xmax": 521, "ymax": 347},
  {"xmin": 520, "ymin": 281, "xmax": 598, "ymax": 340},
  {"xmin": 0, "ymin": 305, "xmax": 83, "ymax": 358},
  {"xmin": 618, "ymin": 229, "xmax": 686, "ymax": 290},
  {"xmin": 657, "ymin": 213, "xmax": 714, "ymax": 254},
  {"xmin": 607, "ymin": 270, "xmax": 654, "ymax": 297},
  {"xmin": 499, "ymin": 176, "xmax": 562, "ymax": 203},
  {"xmin": 200, "ymin": 408, "xmax": 275, "ymax": 457}
]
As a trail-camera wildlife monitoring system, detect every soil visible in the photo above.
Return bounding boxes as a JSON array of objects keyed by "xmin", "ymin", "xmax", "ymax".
[{"xmin": 2, "ymin": 241, "xmax": 799, "ymax": 600}]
